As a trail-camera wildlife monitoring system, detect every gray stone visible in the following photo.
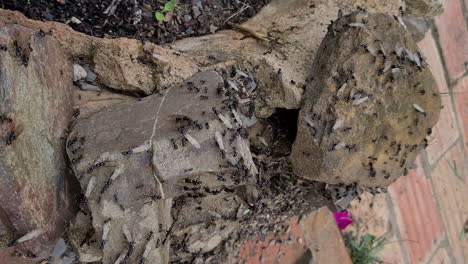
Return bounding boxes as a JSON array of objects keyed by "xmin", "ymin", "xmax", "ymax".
[
  {"xmin": 0, "ymin": 24, "xmax": 75, "ymax": 259},
  {"xmin": 84, "ymin": 66, "xmax": 97, "ymax": 82},
  {"xmin": 77, "ymin": 82, "xmax": 101, "ymax": 92},
  {"xmin": 58, "ymin": 252, "xmax": 76, "ymax": 264},
  {"xmin": 51, "ymin": 238, "xmax": 67, "ymax": 257},
  {"xmin": 405, "ymin": 0, "xmax": 444, "ymax": 18},
  {"xmin": 66, "ymin": 70, "xmax": 257, "ymax": 263},
  {"xmin": 171, "ymin": 0, "xmax": 402, "ymax": 118},
  {"xmin": 403, "ymin": 16, "xmax": 430, "ymax": 42},
  {"xmin": 290, "ymin": 12, "xmax": 441, "ymax": 187}
]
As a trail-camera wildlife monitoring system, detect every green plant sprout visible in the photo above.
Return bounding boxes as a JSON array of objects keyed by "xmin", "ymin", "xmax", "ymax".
[
  {"xmin": 155, "ymin": 0, "xmax": 177, "ymax": 21},
  {"xmin": 460, "ymin": 219, "xmax": 468, "ymax": 241},
  {"xmin": 345, "ymin": 233, "xmax": 385, "ymax": 264},
  {"xmin": 447, "ymin": 160, "xmax": 463, "ymax": 180}
]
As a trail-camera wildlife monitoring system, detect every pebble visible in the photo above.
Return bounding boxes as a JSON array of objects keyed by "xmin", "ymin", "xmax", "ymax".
[
  {"xmin": 185, "ymin": 27, "xmax": 195, "ymax": 35},
  {"xmin": 84, "ymin": 67, "xmax": 97, "ymax": 82},
  {"xmin": 78, "ymin": 82, "xmax": 102, "ymax": 92},
  {"xmin": 51, "ymin": 238, "xmax": 67, "ymax": 257},
  {"xmin": 58, "ymin": 252, "xmax": 76, "ymax": 264},
  {"xmin": 209, "ymin": 24, "xmax": 218, "ymax": 33},
  {"xmin": 192, "ymin": 6, "xmax": 201, "ymax": 18},
  {"xmin": 184, "ymin": 15, "xmax": 193, "ymax": 23},
  {"xmin": 73, "ymin": 64, "xmax": 87, "ymax": 82},
  {"xmin": 70, "ymin": 17, "xmax": 82, "ymax": 24}
]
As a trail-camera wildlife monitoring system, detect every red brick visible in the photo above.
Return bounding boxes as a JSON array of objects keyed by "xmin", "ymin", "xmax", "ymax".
[
  {"xmin": 238, "ymin": 207, "xmax": 353, "ymax": 264},
  {"xmin": 389, "ymin": 165, "xmax": 443, "ymax": 264},
  {"xmin": 453, "ymin": 77, "xmax": 468, "ymax": 144},
  {"xmin": 418, "ymin": 31, "xmax": 459, "ymax": 165},
  {"xmin": 435, "ymin": 0, "xmax": 468, "ymax": 79},
  {"xmin": 431, "ymin": 143, "xmax": 468, "ymax": 263},
  {"xmin": 237, "ymin": 216, "xmax": 309, "ymax": 264},
  {"xmin": 429, "ymin": 247, "xmax": 451, "ymax": 264},
  {"xmin": 347, "ymin": 192, "xmax": 391, "ymax": 237},
  {"xmin": 347, "ymin": 192, "xmax": 407, "ymax": 264}
]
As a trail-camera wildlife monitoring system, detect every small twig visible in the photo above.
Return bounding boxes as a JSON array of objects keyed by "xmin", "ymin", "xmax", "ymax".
[
  {"xmin": 103, "ymin": 0, "xmax": 122, "ymax": 15},
  {"xmin": 228, "ymin": 22, "xmax": 274, "ymax": 42},
  {"xmin": 223, "ymin": 1, "xmax": 251, "ymax": 25}
]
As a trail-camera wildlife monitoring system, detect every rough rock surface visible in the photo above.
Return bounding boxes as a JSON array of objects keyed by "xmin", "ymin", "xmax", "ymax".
[
  {"xmin": 0, "ymin": 24, "xmax": 76, "ymax": 259},
  {"xmin": 291, "ymin": 11, "xmax": 441, "ymax": 187},
  {"xmin": 170, "ymin": 0, "xmax": 402, "ymax": 117},
  {"xmin": 66, "ymin": 70, "xmax": 259, "ymax": 263},
  {"xmin": 405, "ymin": 0, "xmax": 444, "ymax": 18},
  {"xmin": 71, "ymin": 88, "xmax": 138, "ymax": 120},
  {"xmin": 0, "ymin": 0, "xmax": 404, "ymax": 116},
  {"xmin": 403, "ymin": 16, "xmax": 430, "ymax": 42},
  {"xmin": 0, "ymin": 9, "xmax": 199, "ymax": 95}
]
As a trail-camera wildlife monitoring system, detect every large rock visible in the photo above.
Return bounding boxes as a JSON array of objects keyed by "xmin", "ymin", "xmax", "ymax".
[
  {"xmin": 291, "ymin": 11, "xmax": 441, "ymax": 187},
  {"xmin": 66, "ymin": 70, "xmax": 258, "ymax": 263},
  {"xmin": 171, "ymin": 0, "xmax": 402, "ymax": 118},
  {"xmin": 405, "ymin": 0, "xmax": 444, "ymax": 18},
  {"xmin": 0, "ymin": 24, "xmax": 76, "ymax": 259},
  {"xmin": 0, "ymin": 1, "xmax": 403, "ymax": 117},
  {"xmin": 0, "ymin": 9, "xmax": 199, "ymax": 95}
]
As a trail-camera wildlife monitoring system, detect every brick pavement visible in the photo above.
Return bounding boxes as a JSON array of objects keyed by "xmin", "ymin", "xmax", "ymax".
[{"xmin": 348, "ymin": 1, "xmax": 468, "ymax": 263}]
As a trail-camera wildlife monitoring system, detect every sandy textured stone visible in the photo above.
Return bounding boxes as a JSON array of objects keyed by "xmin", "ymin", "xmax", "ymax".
[
  {"xmin": 0, "ymin": 9, "xmax": 199, "ymax": 95},
  {"xmin": 66, "ymin": 71, "xmax": 257, "ymax": 263},
  {"xmin": 71, "ymin": 88, "xmax": 137, "ymax": 120},
  {"xmin": 0, "ymin": 1, "xmax": 401, "ymax": 115},
  {"xmin": 291, "ymin": 11, "xmax": 441, "ymax": 187},
  {"xmin": 0, "ymin": 24, "xmax": 75, "ymax": 259},
  {"xmin": 405, "ymin": 0, "xmax": 444, "ymax": 18},
  {"xmin": 168, "ymin": 0, "xmax": 402, "ymax": 117}
]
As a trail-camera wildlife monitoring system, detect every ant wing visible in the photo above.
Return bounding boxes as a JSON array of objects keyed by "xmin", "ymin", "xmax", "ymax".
[{"xmin": 14, "ymin": 124, "xmax": 24, "ymax": 137}]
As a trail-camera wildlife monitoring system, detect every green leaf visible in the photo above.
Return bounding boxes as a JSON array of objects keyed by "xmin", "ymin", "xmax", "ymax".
[
  {"xmin": 155, "ymin": 12, "xmax": 165, "ymax": 21},
  {"xmin": 163, "ymin": 0, "xmax": 177, "ymax": 12},
  {"xmin": 362, "ymin": 234, "xmax": 375, "ymax": 249},
  {"xmin": 447, "ymin": 160, "xmax": 463, "ymax": 180},
  {"xmin": 460, "ymin": 228, "xmax": 466, "ymax": 241},
  {"xmin": 348, "ymin": 239, "xmax": 359, "ymax": 250}
]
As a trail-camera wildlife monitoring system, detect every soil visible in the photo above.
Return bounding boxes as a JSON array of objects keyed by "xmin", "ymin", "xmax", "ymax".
[{"xmin": 1, "ymin": 0, "xmax": 270, "ymax": 44}]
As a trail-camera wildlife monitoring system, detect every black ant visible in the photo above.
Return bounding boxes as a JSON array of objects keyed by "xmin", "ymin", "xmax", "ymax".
[
  {"xmin": 427, "ymin": 128, "xmax": 432, "ymax": 135},
  {"xmin": 184, "ymin": 178, "xmax": 201, "ymax": 185},
  {"xmin": 170, "ymin": 138, "xmax": 178, "ymax": 150},
  {"xmin": 25, "ymin": 251, "xmax": 37, "ymax": 258},
  {"xmin": 37, "ymin": 29, "xmax": 46, "ymax": 38},
  {"xmin": 0, "ymin": 114, "xmax": 12, "ymax": 123},
  {"xmin": 113, "ymin": 194, "xmax": 125, "ymax": 211},
  {"xmin": 147, "ymin": 231, "xmax": 154, "ymax": 241},
  {"xmin": 5, "ymin": 124, "xmax": 23, "ymax": 145},
  {"xmin": 125, "ymin": 241, "xmax": 135, "ymax": 260},
  {"xmin": 122, "ymin": 149, "xmax": 133, "ymax": 156},
  {"xmin": 72, "ymin": 108, "xmax": 80, "ymax": 118}
]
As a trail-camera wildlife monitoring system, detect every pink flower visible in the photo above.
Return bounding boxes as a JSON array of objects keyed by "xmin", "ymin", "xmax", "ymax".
[{"xmin": 333, "ymin": 211, "xmax": 353, "ymax": 230}]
